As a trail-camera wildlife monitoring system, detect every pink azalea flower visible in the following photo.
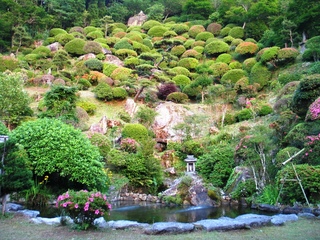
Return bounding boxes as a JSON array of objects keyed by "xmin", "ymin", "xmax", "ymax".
[
  {"xmin": 94, "ymin": 209, "xmax": 100, "ymax": 215},
  {"xmin": 74, "ymin": 203, "xmax": 79, "ymax": 209}
]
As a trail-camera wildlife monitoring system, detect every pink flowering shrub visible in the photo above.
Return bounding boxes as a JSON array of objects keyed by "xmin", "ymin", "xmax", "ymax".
[
  {"xmin": 303, "ymin": 133, "xmax": 320, "ymax": 165},
  {"xmin": 120, "ymin": 138, "xmax": 139, "ymax": 153},
  {"xmin": 306, "ymin": 97, "xmax": 320, "ymax": 121},
  {"xmin": 56, "ymin": 190, "xmax": 111, "ymax": 230}
]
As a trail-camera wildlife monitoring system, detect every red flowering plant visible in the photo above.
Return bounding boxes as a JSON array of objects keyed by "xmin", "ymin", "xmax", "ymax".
[
  {"xmin": 56, "ymin": 190, "xmax": 111, "ymax": 230},
  {"xmin": 120, "ymin": 138, "xmax": 139, "ymax": 153},
  {"xmin": 306, "ymin": 97, "xmax": 320, "ymax": 121}
]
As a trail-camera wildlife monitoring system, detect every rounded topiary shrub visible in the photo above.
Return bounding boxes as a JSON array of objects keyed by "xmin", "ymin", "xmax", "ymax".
[
  {"xmin": 257, "ymin": 104, "xmax": 273, "ymax": 116},
  {"xmin": 221, "ymin": 69, "xmax": 247, "ymax": 86},
  {"xmin": 235, "ymin": 108, "xmax": 254, "ymax": 122},
  {"xmin": 110, "ymin": 67, "xmax": 132, "ymax": 81},
  {"xmin": 83, "ymin": 41, "xmax": 102, "ymax": 54},
  {"xmin": 183, "ymin": 84, "xmax": 201, "ymax": 99},
  {"xmin": 195, "ymin": 31, "xmax": 214, "ymax": 41},
  {"xmin": 210, "ymin": 62, "xmax": 230, "ymax": 79},
  {"xmin": 32, "ymin": 46, "xmax": 51, "ymax": 58},
  {"xmin": 191, "ymin": 40, "xmax": 206, "ymax": 48},
  {"xmin": 84, "ymin": 58, "xmax": 103, "ymax": 71},
  {"xmin": 243, "ymin": 57, "xmax": 257, "ymax": 72},
  {"xmin": 235, "ymin": 42, "xmax": 259, "ymax": 55},
  {"xmin": 114, "ymin": 39, "xmax": 133, "ymax": 50},
  {"xmin": 219, "ymin": 27, "xmax": 231, "ymax": 37},
  {"xmin": 169, "ymin": 66, "xmax": 190, "ymax": 76},
  {"xmin": 171, "ymin": 45, "xmax": 186, "ymax": 57},
  {"xmin": 259, "ymin": 47, "xmax": 280, "ymax": 63},
  {"xmin": 228, "ymin": 26, "xmax": 245, "ymax": 39},
  {"xmin": 89, "ymin": 133, "xmax": 111, "ymax": 158},
  {"xmin": 223, "ymin": 36, "xmax": 234, "ymax": 44},
  {"xmin": 142, "ymin": 20, "xmax": 161, "ymax": 31},
  {"xmin": 163, "ymin": 30, "xmax": 177, "ymax": 38},
  {"xmin": 204, "ymin": 40, "xmax": 229, "ymax": 56},
  {"xmin": 157, "ymin": 83, "xmax": 179, "ymax": 100},
  {"xmin": 172, "ymin": 75, "xmax": 191, "ymax": 89},
  {"xmin": 166, "ymin": 92, "xmax": 189, "ymax": 103},
  {"xmin": 184, "ymin": 39, "xmax": 195, "ymax": 49},
  {"xmin": 112, "ymin": 87, "xmax": 128, "ymax": 100},
  {"xmin": 231, "ymin": 38, "xmax": 244, "ymax": 48},
  {"xmin": 229, "ymin": 61, "xmax": 242, "ymax": 69},
  {"xmin": 93, "ymin": 82, "xmax": 113, "ymax": 101},
  {"xmin": 87, "ymin": 30, "xmax": 104, "ymax": 40},
  {"xmin": 178, "ymin": 57, "xmax": 199, "ymax": 70},
  {"xmin": 122, "ymin": 123, "xmax": 148, "ymax": 142},
  {"xmin": 188, "ymin": 25, "xmax": 206, "ymax": 38},
  {"xmin": 49, "ymin": 28, "xmax": 67, "ymax": 37},
  {"xmin": 76, "ymin": 100, "xmax": 97, "ymax": 115},
  {"xmin": 69, "ymin": 26, "xmax": 84, "ymax": 34},
  {"xmin": 115, "ymin": 49, "xmax": 138, "ymax": 60},
  {"xmin": 278, "ymin": 73, "xmax": 302, "ymax": 85},
  {"xmin": 277, "ymin": 48, "xmax": 299, "ymax": 65},
  {"xmin": 249, "ymin": 63, "xmax": 272, "ymax": 90},
  {"xmin": 64, "ymin": 38, "xmax": 86, "ymax": 56},
  {"xmin": 193, "ymin": 46, "xmax": 204, "ymax": 54},
  {"xmin": 171, "ymin": 23, "xmax": 190, "ymax": 34},
  {"xmin": 147, "ymin": 26, "xmax": 168, "ymax": 37},
  {"xmin": 181, "ymin": 49, "xmax": 202, "ymax": 59},
  {"xmin": 132, "ymin": 41, "xmax": 150, "ymax": 54},
  {"xmin": 216, "ymin": 53, "xmax": 233, "ymax": 64},
  {"xmin": 103, "ymin": 63, "xmax": 118, "ymax": 77},
  {"xmin": 54, "ymin": 33, "xmax": 75, "ymax": 46},
  {"xmin": 207, "ymin": 22, "xmax": 222, "ymax": 35},
  {"xmin": 83, "ymin": 26, "xmax": 98, "ymax": 35}
]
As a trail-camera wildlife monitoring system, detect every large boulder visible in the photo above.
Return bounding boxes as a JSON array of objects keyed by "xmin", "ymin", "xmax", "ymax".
[
  {"xmin": 144, "ymin": 222, "xmax": 194, "ymax": 235},
  {"xmin": 127, "ymin": 11, "xmax": 148, "ymax": 27}
]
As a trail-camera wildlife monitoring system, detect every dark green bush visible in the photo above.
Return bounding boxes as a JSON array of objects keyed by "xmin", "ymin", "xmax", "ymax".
[
  {"xmin": 114, "ymin": 39, "xmax": 133, "ymax": 50},
  {"xmin": 197, "ymin": 144, "xmax": 235, "ymax": 188},
  {"xmin": 235, "ymin": 108, "xmax": 254, "ymax": 122},
  {"xmin": 291, "ymin": 74, "xmax": 320, "ymax": 117},
  {"xmin": 249, "ymin": 63, "xmax": 272, "ymax": 90},
  {"xmin": 258, "ymin": 104, "xmax": 273, "ymax": 116},
  {"xmin": 32, "ymin": 46, "xmax": 51, "ymax": 58},
  {"xmin": 89, "ymin": 133, "xmax": 111, "ymax": 159},
  {"xmin": 278, "ymin": 73, "xmax": 302, "ymax": 85},
  {"xmin": 242, "ymin": 58, "xmax": 257, "ymax": 73},
  {"xmin": 0, "ymin": 56, "xmax": 19, "ymax": 72},
  {"xmin": 112, "ymin": 87, "xmax": 128, "ymax": 100},
  {"xmin": 210, "ymin": 62, "xmax": 230, "ymax": 79},
  {"xmin": 84, "ymin": 58, "xmax": 103, "ymax": 71},
  {"xmin": 122, "ymin": 123, "xmax": 149, "ymax": 142},
  {"xmin": 260, "ymin": 47, "xmax": 280, "ymax": 63},
  {"xmin": 276, "ymin": 164, "xmax": 320, "ymax": 204},
  {"xmin": 166, "ymin": 92, "xmax": 189, "ymax": 103},
  {"xmin": 93, "ymin": 82, "xmax": 113, "ymax": 101},
  {"xmin": 275, "ymin": 147, "xmax": 301, "ymax": 165},
  {"xmin": 182, "ymin": 84, "xmax": 201, "ymax": 99}
]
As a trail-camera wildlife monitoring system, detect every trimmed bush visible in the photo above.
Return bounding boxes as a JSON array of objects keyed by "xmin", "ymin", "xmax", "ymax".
[
  {"xmin": 157, "ymin": 83, "xmax": 179, "ymax": 100},
  {"xmin": 114, "ymin": 39, "xmax": 133, "ymax": 50},
  {"xmin": 210, "ymin": 62, "xmax": 230, "ymax": 79},
  {"xmin": 171, "ymin": 45, "xmax": 186, "ymax": 56},
  {"xmin": 231, "ymin": 38, "xmax": 244, "ymax": 47},
  {"xmin": 249, "ymin": 63, "xmax": 272, "ymax": 90},
  {"xmin": 204, "ymin": 40, "xmax": 229, "ymax": 56},
  {"xmin": 184, "ymin": 39, "xmax": 195, "ymax": 49},
  {"xmin": 235, "ymin": 42, "xmax": 259, "ymax": 55},
  {"xmin": 69, "ymin": 26, "xmax": 84, "ymax": 34},
  {"xmin": 93, "ymin": 82, "xmax": 113, "ymax": 101},
  {"xmin": 64, "ymin": 38, "xmax": 86, "ymax": 56},
  {"xmin": 191, "ymin": 40, "xmax": 206, "ymax": 48},
  {"xmin": 166, "ymin": 92, "xmax": 189, "ymax": 103},
  {"xmin": 110, "ymin": 67, "xmax": 132, "ymax": 81},
  {"xmin": 228, "ymin": 26, "xmax": 244, "ymax": 38},
  {"xmin": 122, "ymin": 123, "xmax": 148, "ymax": 142},
  {"xmin": 83, "ymin": 41, "xmax": 102, "ymax": 54},
  {"xmin": 221, "ymin": 69, "xmax": 247, "ymax": 86},
  {"xmin": 183, "ymin": 84, "xmax": 201, "ymax": 98},
  {"xmin": 87, "ymin": 30, "xmax": 104, "ymax": 40},
  {"xmin": 105, "ymin": 37, "xmax": 120, "ymax": 47},
  {"xmin": 229, "ymin": 61, "xmax": 242, "ymax": 69},
  {"xmin": 207, "ymin": 22, "xmax": 222, "ymax": 35},
  {"xmin": 112, "ymin": 87, "xmax": 128, "ymax": 100},
  {"xmin": 278, "ymin": 73, "xmax": 302, "ymax": 85},
  {"xmin": 132, "ymin": 41, "xmax": 150, "ymax": 54},
  {"xmin": 84, "ymin": 58, "xmax": 103, "ymax": 71},
  {"xmin": 115, "ymin": 49, "xmax": 138, "ymax": 60},
  {"xmin": 188, "ymin": 25, "xmax": 206, "ymax": 38},
  {"xmin": 216, "ymin": 53, "xmax": 233, "ymax": 64},
  {"xmin": 76, "ymin": 100, "xmax": 97, "ymax": 115},
  {"xmin": 219, "ymin": 27, "xmax": 231, "ymax": 37},
  {"xmin": 142, "ymin": 20, "xmax": 161, "ymax": 31},
  {"xmin": 49, "ymin": 28, "xmax": 67, "ymax": 37},
  {"xmin": 103, "ymin": 63, "xmax": 118, "ymax": 76},
  {"xmin": 169, "ymin": 66, "xmax": 190, "ymax": 76},
  {"xmin": 193, "ymin": 46, "xmax": 204, "ymax": 54},
  {"xmin": 260, "ymin": 47, "xmax": 280, "ymax": 63},
  {"xmin": 163, "ymin": 30, "xmax": 178, "ymax": 38},
  {"xmin": 32, "ymin": 46, "xmax": 51, "ymax": 58},
  {"xmin": 147, "ymin": 26, "xmax": 168, "ymax": 37},
  {"xmin": 258, "ymin": 104, "xmax": 273, "ymax": 116},
  {"xmin": 195, "ymin": 31, "xmax": 214, "ymax": 41},
  {"xmin": 54, "ymin": 33, "xmax": 74, "ymax": 46},
  {"xmin": 235, "ymin": 108, "xmax": 254, "ymax": 122},
  {"xmin": 181, "ymin": 49, "xmax": 202, "ymax": 59},
  {"xmin": 223, "ymin": 36, "xmax": 234, "ymax": 44},
  {"xmin": 178, "ymin": 57, "xmax": 199, "ymax": 70},
  {"xmin": 171, "ymin": 24, "xmax": 190, "ymax": 34},
  {"xmin": 243, "ymin": 58, "xmax": 257, "ymax": 72},
  {"xmin": 277, "ymin": 48, "xmax": 299, "ymax": 65},
  {"xmin": 172, "ymin": 75, "xmax": 191, "ymax": 88}
]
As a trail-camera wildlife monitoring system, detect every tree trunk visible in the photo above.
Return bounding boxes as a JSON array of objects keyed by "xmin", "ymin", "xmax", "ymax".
[
  {"xmin": 1, "ymin": 194, "xmax": 8, "ymax": 216},
  {"xmin": 134, "ymin": 86, "xmax": 145, "ymax": 102}
]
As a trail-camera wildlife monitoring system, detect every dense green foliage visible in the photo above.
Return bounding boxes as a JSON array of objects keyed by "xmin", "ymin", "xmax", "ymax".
[{"xmin": 10, "ymin": 118, "xmax": 109, "ymax": 191}]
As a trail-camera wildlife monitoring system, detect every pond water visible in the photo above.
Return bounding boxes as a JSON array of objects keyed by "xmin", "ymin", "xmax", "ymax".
[{"xmin": 37, "ymin": 201, "xmax": 265, "ymax": 223}]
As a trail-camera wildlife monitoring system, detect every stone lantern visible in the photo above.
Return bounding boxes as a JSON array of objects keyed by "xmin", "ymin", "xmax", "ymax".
[{"xmin": 184, "ymin": 155, "xmax": 197, "ymax": 172}]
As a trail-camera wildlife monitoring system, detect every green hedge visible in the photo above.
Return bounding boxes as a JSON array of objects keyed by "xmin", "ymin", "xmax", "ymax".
[{"xmin": 122, "ymin": 123, "xmax": 148, "ymax": 142}]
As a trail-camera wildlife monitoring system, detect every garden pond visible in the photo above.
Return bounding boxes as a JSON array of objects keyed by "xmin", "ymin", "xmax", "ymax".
[{"xmin": 36, "ymin": 201, "xmax": 267, "ymax": 223}]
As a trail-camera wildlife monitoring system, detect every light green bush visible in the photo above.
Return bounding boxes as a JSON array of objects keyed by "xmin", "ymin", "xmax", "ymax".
[
  {"xmin": 122, "ymin": 123, "xmax": 149, "ymax": 142},
  {"xmin": 195, "ymin": 31, "xmax": 214, "ymax": 41},
  {"xmin": 171, "ymin": 45, "xmax": 186, "ymax": 56},
  {"xmin": 216, "ymin": 53, "xmax": 233, "ymax": 64},
  {"xmin": 142, "ymin": 20, "xmax": 161, "ymax": 31},
  {"xmin": 228, "ymin": 26, "xmax": 244, "ymax": 38},
  {"xmin": 172, "ymin": 75, "xmax": 191, "ymax": 88},
  {"xmin": 64, "ymin": 38, "xmax": 86, "ymax": 56},
  {"xmin": 112, "ymin": 87, "xmax": 128, "ymax": 100},
  {"xmin": 93, "ymin": 82, "xmax": 113, "ymax": 101},
  {"xmin": 188, "ymin": 25, "xmax": 206, "ymax": 38},
  {"xmin": 54, "ymin": 33, "xmax": 75, "ymax": 46},
  {"xmin": 147, "ymin": 26, "xmax": 168, "ymax": 37},
  {"xmin": 166, "ymin": 92, "xmax": 189, "ymax": 103},
  {"xmin": 249, "ymin": 63, "xmax": 272, "ymax": 89},
  {"xmin": 32, "ymin": 46, "xmax": 51, "ymax": 58},
  {"xmin": 221, "ymin": 69, "xmax": 247, "ymax": 86},
  {"xmin": 204, "ymin": 40, "xmax": 229, "ymax": 56},
  {"xmin": 178, "ymin": 57, "xmax": 199, "ymax": 70},
  {"xmin": 83, "ymin": 41, "xmax": 102, "ymax": 54},
  {"xmin": 110, "ymin": 67, "xmax": 132, "ymax": 81},
  {"xmin": 49, "ymin": 28, "xmax": 67, "ymax": 37},
  {"xmin": 170, "ymin": 23, "xmax": 190, "ymax": 34}
]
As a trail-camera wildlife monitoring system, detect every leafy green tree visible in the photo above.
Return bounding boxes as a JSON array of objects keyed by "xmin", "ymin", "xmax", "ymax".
[
  {"xmin": 39, "ymin": 85, "xmax": 79, "ymax": 125},
  {"xmin": 182, "ymin": 0, "xmax": 213, "ymax": 20},
  {"xmin": 134, "ymin": 106, "xmax": 158, "ymax": 128},
  {"xmin": 0, "ymin": 73, "xmax": 33, "ymax": 130},
  {"xmin": 10, "ymin": 118, "xmax": 109, "ymax": 191},
  {"xmin": 146, "ymin": 3, "xmax": 165, "ymax": 21},
  {"xmin": 1, "ymin": 141, "xmax": 33, "ymax": 215},
  {"xmin": 305, "ymin": 36, "xmax": 320, "ymax": 62},
  {"xmin": 190, "ymin": 75, "xmax": 213, "ymax": 103}
]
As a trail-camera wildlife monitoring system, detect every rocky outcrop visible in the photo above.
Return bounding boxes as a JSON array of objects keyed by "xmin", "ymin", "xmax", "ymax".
[
  {"xmin": 144, "ymin": 222, "xmax": 195, "ymax": 235},
  {"xmin": 127, "ymin": 11, "xmax": 148, "ymax": 27},
  {"xmin": 125, "ymin": 98, "xmax": 139, "ymax": 117},
  {"xmin": 104, "ymin": 54, "xmax": 124, "ymax": 67},
  {"xmin": 152, "ymin": 102, "xmax": 194, "ymax": 141},
  {"xmin": 46, "ymin": 42, "xmax": 60, "ymax": 52}
]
